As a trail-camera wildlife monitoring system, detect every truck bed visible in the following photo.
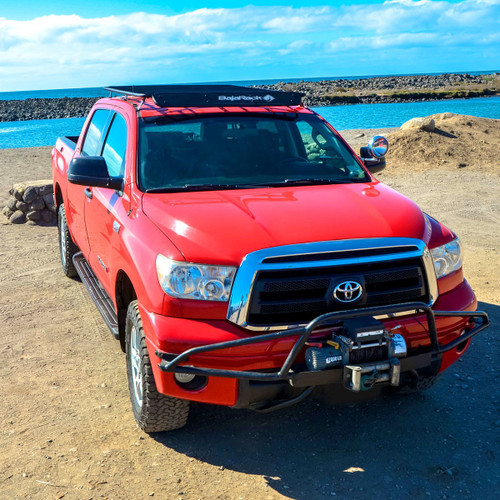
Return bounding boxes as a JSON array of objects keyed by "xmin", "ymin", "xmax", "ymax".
[{"xmin": 54, "ymin": 136, "xmax": 78, "ymax": 171}]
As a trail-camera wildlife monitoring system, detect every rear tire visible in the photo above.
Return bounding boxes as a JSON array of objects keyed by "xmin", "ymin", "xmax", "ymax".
[
  {"xmin": 58, "ymin": 204, "xmax": 78, "ymax": 278},
  {"xmin": 125, "ymin": 300, "xmax": 190, "ymax": 432}
]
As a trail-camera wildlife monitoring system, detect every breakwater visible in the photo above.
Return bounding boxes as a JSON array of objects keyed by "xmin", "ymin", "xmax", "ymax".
[
  {"xmin": 263, "ymin": 73, "xmax": 499, "ymax": 107},
  {"xmin": 0, "ymin": 73, "xmax": 498, "ymax": 122},
  {"xmin": 0, "ymin": 97, "xmax": 96, "ymax": 123}
]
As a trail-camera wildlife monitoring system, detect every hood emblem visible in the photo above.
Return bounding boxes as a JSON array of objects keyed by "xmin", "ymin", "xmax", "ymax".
[{"xmin": 333, "ymin": 281, "xmax": 363, "ymax": 303}]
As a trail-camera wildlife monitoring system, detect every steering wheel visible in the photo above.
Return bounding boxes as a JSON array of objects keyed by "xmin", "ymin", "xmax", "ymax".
[{"xmin": 278, "ymin": 156, "xmax": 309, "ymax": 165}]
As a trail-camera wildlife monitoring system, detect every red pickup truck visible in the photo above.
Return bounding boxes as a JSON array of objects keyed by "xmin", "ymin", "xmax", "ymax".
[{"xmin": 52, "ymin": 85, "xmax": 489, "ymax": 432}]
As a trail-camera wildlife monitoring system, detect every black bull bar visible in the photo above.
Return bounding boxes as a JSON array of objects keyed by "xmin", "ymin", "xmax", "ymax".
[{"xmin": 156, "ymin": 302, "xmax": 489, "ymax": 387}]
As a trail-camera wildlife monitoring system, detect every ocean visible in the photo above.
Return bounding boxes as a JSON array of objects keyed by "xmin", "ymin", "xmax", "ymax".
[{"xmin": 0, "ymin": 86, "xmax": 499, "ymax": 149}]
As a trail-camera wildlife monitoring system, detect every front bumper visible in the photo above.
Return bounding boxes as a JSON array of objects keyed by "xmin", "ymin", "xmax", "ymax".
[{"xmin": 154, "ymin": 302, "xmax": 489, "ymax": 410}]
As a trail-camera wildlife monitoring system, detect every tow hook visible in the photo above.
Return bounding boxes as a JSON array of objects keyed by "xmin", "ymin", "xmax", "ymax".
[
  {"xmin": 344, "ymin": 359, "xmax": 401, "ymax": 392},
  {"xmin": 361, "ymin": 369, "xmax": 379, "ymax": 391}
]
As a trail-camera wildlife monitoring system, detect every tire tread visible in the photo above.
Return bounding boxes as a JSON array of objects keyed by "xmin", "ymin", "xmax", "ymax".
[
  {"xmin": 126, "ymin": 301, "xmax": 190, "ymax": 433},
  {"xmin": 58, "ymin": 204, "xmax": 78, "ymax": 278}
]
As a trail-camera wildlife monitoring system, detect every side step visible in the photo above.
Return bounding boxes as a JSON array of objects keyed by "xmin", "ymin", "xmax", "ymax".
[{"xmin": 73, "ymin": 252, "xmax": 119, "ymax": 339}]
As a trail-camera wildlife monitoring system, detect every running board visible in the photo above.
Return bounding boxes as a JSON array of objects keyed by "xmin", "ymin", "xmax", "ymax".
[{"xmin": 72, "ymin": 252, "xmax": 119, "ymax": 339}]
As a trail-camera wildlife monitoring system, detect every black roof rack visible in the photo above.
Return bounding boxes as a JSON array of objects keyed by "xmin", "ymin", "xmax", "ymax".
[{"xmin": 104, "ymin": 84, "xmax": 304, "ymax": 108}]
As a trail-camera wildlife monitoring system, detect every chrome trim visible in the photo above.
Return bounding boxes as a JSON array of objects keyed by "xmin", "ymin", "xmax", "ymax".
[
  {"xmin": 227, "ymin": 238, "xmax": 439, "ymax": 331},
  {"xmin": 368, "ymin": 135, "xmax": 389, "ymax": 158}
]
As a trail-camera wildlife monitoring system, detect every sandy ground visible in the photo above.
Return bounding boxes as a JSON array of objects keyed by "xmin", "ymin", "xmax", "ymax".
[{"xmin": 0, "ymin": 126, "xmax": 499, "ymax": 500}]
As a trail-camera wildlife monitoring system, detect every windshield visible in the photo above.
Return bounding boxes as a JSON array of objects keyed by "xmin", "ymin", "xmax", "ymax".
[{"xmin": 138, "ymin": 113, "xmax": 369, "ymax": 192}]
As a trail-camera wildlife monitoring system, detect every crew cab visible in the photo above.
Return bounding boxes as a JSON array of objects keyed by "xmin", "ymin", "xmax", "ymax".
[{"xmin": 52, "ymin": 85, "xmax": 489, "ymax": 432}]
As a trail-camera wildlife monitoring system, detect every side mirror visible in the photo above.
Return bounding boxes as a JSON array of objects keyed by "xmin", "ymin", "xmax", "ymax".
[
  {"xmin": 360, "ymin": 136, "xmax": 389, "ymax": 174},
  {"xmin": 68, "ymin": 156, "xmax": 123, "ymax": 191}
]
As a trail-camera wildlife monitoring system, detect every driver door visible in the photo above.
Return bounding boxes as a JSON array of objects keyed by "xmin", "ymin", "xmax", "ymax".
[{"xmin": 84, "ymin": 112, "xmax": 129, "ymax": 295}]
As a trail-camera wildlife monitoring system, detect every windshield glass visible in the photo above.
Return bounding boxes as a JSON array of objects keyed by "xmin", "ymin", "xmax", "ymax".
[{"xmin": 138, "ymin": 113, "xmax": 369, "ymax": 191}]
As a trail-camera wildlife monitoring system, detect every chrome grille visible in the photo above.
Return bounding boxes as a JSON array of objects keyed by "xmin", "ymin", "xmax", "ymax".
[
  {"xmin": 227, "ymin": 238, "xmax": 438, "ymax": 331},
  {"xmin": 249, "ymin": 258, "xmax": 427, "ymax": 326}
]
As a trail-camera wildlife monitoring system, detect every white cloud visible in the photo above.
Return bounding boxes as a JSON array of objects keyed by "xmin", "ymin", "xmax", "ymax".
[{"xmin": 0, "ymin": 1, "xmax": 498, "ymax": 91}]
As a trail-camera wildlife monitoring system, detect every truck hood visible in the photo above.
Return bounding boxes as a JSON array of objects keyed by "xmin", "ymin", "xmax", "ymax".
[{"xmin": 142, "ymin": 182, "xmax": 428, "ymax": 265}]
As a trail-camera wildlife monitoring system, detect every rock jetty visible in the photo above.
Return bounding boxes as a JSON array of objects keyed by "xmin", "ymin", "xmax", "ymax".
[
  {"xmin": 0, "ymin": 97, "xmax": 96, "ymax": 122},
  {"xmin": 0, "ymin": 73, "xmax": 498, "ymax": 122},
  {"xmin": 259, "ymin": 73, "xmax": 499, "ymax": 107}
]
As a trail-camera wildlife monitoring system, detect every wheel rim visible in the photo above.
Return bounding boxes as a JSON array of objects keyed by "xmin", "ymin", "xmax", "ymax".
[
  {"xmin": 130, "ymin": 325, "xmax": 143, "ymax": 407},
  {"xmin": 60, "ymin": 216, "xmax": 67, "ymax": 267}
]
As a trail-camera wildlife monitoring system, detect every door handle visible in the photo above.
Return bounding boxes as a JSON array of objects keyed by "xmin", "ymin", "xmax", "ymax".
[{"xmin": 84, "ymin": 187, "xmax": 93, "ymax": 200}]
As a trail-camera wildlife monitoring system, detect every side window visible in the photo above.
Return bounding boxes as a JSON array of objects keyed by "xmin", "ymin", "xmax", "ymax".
[
  {"xmin": 101, "ymin": 114, "xmax": 127, "ymax": 177},
  {"xmin": 296, "ymin": 119, "xmax": 358, "ymax": 173},
  {"xmin": 81, "ymin": 109, "xmax": 111, "ymax": 156},
  {"xmin": 296, "ymin": 120, "xmax": 327, "ymax": 161}
]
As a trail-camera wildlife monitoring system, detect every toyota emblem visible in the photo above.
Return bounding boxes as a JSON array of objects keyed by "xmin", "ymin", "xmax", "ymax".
[{"xmin": 333, "ymin": 281, "xmax": 363, "ymax": 303}]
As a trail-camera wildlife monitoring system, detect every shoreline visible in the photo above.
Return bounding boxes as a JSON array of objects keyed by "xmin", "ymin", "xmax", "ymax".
[
  {"xmin": 0, "ymin": 73, "xmax": 498, "ymax": 123},
  {"xmin": 0, "ymin": 128, "xmax": 399, "ymax": 152}
]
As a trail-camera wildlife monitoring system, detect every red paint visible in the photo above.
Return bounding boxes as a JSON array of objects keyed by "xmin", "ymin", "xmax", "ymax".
[{"xmin": 53, "ymin": 94, "xmax": 482, "ymax": 407}]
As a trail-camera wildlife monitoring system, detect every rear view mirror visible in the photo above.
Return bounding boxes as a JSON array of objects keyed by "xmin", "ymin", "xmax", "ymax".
[
  {"xmin": 68, "ymin": 156, "xmax": 123, "ymax": 191},
  {"xmin": 360, "ymin": 135, "xmax": 389, "ymax": 175},
  {"xmin": 367, "ymin": 136, "xmax": 389, "ymax": 158}
]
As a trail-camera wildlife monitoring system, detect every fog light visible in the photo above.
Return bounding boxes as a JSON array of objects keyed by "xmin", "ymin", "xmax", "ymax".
[
  {"xmin": 174, "ymin": 372, "xmax": 196, "ymax": 384},
  {"xmin": 173, "ymin": 373, "xmax": 208, "ymax": 391}
]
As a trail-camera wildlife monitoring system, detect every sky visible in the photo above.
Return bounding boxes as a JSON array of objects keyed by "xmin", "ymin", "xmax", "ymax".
[{"xmin": 0, "ymin": 0, "xmax": 498, "ymax": 91}]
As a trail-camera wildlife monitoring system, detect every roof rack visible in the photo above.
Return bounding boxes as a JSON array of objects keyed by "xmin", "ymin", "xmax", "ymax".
[{"xmin": 104, "ymin": 84, "xmax": 304, "ymax": 108}]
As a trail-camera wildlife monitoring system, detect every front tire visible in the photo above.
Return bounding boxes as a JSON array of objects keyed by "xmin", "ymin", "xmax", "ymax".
[
  {"xmin": 58, "ymin": 204, "xmax": 78, "ymax": 277},
  {"xmin": 125, "ymin": 300, "xmax": 190, "ymax": 432}
]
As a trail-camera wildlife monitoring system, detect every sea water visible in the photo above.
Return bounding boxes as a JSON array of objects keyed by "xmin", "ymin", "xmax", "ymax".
[{"xmin": 0, "ymin": 96, "xmax": 499, "ymax": 149}]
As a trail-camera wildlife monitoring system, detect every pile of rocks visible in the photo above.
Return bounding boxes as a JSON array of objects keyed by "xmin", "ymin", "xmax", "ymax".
[{"xmin": 2, "ymin": 180, "xmax": 57, "ymax": 225}]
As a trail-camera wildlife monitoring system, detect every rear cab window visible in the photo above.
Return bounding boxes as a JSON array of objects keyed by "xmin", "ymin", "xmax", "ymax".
[
  {"xmin": 81, "ymin": 109, "xmax": 112, "ymax": 156},
  {"xmin": 101, "ymin": 114, "xmax": 127, "ymax": 177}
]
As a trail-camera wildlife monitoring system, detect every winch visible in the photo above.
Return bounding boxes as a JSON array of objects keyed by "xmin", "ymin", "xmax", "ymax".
[{"xmin": 304, "ymin": 316, "xmax": 407, "ymax": 391}]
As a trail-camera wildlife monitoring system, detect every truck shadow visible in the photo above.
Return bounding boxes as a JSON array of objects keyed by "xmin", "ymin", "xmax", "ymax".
[{"xmin": 152, "ymin": 301, "xmax": 498, "ymax": 499}]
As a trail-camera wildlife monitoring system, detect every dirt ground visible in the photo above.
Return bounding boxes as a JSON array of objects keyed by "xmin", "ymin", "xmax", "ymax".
[{"xmin": 0, "ymin": 120, "xmax": 499, "ymax": 499}]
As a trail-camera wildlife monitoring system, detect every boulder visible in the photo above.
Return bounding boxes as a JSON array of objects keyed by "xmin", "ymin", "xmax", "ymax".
[
  {"xmin": 6, "ymin": 198, "xmax": 17, "ymax": 211},
  {"xmin": 400, "ymin": 117, "xmax": 435, "ymax": 132},
  {"xmin": 38, "ymin": 184, "xmax": 53, "ymax": 197},
  {"xmin": 16, "ymin": 201, "xmax": 29, "ymax": 212},
  {"xmin": 43, "ymin": 194, "xmax": 56, "ymax": 213},
  {"xmin": 23, "ymin": 186, "xmax": 38, "ymax": 204},
  {"xmin": 27, "ymin": 210, "xmax": 41, "ymax": 221},
  {"xmin": 2, "ymin": 206, "xmax": 14, "ymax": 219},
  {"xmin": 41, "ymin": 210, "xmax": 56, "ymax": 225},
  {"xmin": 13, "ymin": 185, "xmax": 25, "ymax": 201},
  {"xmin": 29, "ymin": 198, "xmax": 45, "ymax": 211},
  {"xmin": 10, "ymin": 210, "xmax": 27, "ymax": 224}
]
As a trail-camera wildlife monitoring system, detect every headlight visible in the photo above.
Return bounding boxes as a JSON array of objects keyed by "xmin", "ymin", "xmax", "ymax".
[
  {"xmin": 156, "ymin": 255, "xmax": 236, "ymax": 301},
  {"xmin": 430, "ymin": 238, "xmax": 463, "ymax": 279}
]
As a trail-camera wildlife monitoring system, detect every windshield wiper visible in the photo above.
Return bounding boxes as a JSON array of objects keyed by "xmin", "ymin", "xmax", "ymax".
[
  {"xmin": 145, "ymin": 178, "xmax": 367, "ymax": 193},
  {"xmin": 266, "ymin": 178, "xmax": 359, "ymax": 187},
  {"xmin": 145, "ymin": 183, "xmax": 260, "ymax": 193}
]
